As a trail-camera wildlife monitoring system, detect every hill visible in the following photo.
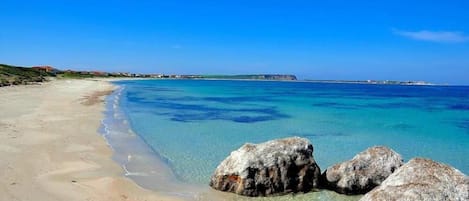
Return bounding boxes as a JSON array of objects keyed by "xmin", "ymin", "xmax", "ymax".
[{"xmin": 0, "ymin": 64, "xmax": 54, "ymax": 87}]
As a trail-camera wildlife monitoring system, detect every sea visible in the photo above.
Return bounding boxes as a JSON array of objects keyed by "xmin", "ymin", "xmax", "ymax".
[{"xmin": 101, "ymin": 79, "xmax": 469, "ymax": 201}]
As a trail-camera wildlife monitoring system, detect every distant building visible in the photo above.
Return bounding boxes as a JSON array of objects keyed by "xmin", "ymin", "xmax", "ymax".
[
  {"xmin": 149, "ymin": 74, "xmax": 163, "ymax": 78},
  {"xmin": 32, "ymin": 66, "xmax": 56, "ymax": 73},
  {"xmin": 92, "ymin": 71, "xmax": 107, "ymax": 76}
]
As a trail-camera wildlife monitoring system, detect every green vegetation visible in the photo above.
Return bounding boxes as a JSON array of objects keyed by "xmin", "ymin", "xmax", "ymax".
[
  {"xmin": 58, "ymin": 71, "xmax": 96, "ymax": 79},
  {"xmin": 0, "ymin": 64, "xmax": 117, "ymax": 86},
  {"xmin": 0, "ymin": 64, "xmax": 55, "ymax": 87},
  {"xmin": 56, "ymin": 71, "xmax": 132, "ymax": 79}
]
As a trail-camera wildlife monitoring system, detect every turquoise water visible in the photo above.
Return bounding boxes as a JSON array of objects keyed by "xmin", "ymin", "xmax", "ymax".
[{"xmin": 113, "ymin": 79, "xmax": 469, "ymax": 186}]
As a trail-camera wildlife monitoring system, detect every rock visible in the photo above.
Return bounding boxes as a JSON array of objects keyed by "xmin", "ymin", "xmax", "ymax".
[
  {"xmin": 359, "ymin": 158, "xmax": 469, "ymax": 201},
  {"xmin": 321, "ymin": 146, "xmax": 403, "ymax": 194},
  {"xmin": 209, "ymin": 137, "xmax": 321, "ymax": 196}
]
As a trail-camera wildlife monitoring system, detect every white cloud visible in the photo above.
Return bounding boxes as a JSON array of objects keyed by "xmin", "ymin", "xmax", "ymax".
[{"xmin": 393, "ymin": 29, "xmax": 469, "ymax": 43}]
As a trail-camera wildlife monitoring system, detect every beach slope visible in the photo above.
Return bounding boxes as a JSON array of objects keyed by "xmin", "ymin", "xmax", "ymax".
[{"xmin": 0, "ymin": 79, "xmax": 180, "ymax": 201}]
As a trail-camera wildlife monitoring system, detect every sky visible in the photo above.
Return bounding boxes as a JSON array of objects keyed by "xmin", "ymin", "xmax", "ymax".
[{"xmin": 1, "ymin": 0, "xmax": 469, "ymax": 84}]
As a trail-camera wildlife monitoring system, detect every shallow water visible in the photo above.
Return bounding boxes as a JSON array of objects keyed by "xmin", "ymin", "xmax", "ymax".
[{"xmin": 103, "ymin": 79, "xmax": 469, "ymax": 200}]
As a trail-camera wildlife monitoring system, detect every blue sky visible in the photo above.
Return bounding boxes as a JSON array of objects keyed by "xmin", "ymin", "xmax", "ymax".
[{"xmin": 1, "ymin": 0, "xmax": 469, "ymax": 84}]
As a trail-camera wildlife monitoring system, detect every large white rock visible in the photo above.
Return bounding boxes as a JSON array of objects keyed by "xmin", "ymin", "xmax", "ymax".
[
  {"xmin": 360, "ymin": 158, "xmax": 469, "ymax": 201},
  {"xmin": 209, "ymin": 137, "xmax": 321, "ymax": 196},
  {"xmin": 322, "ymin": 146, "xmax": 403, "ymax": 194}
]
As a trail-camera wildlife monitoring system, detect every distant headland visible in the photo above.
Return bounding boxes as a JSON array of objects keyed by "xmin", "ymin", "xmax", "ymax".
[
  {"xmin": 1, "ymin": 63, "xmax": 434, "ymax": 87},
  {"xmin": 304, "ymin": 79, "xmax": 434, "ymax": 86},
  {"xmin": 178, "ymin": 74, "xmax": 297, "ymax": 80}
]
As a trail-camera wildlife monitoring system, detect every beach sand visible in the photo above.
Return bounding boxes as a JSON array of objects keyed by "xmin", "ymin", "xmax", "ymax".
[{"xmin": 0, "ymin": 79, "xmax": 181, "ymax": 201}]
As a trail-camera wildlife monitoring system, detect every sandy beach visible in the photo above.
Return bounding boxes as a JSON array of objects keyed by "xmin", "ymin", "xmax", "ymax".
[
  {"xmin": 3, "ymin": 78, "xmax": 458, "ymax": 201},
  {"xmin": 0, "ymin": 79, "xmax": 181, "ymax": 201}
]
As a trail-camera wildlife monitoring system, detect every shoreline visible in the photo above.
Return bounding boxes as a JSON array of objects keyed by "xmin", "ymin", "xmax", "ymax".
[
  {"xmin": 102, "ymin": 80, "xmax": 235, "ymax": 201},
  {"xmin": 99, "ymin": 84, "xmax": 197, "ymax": 192},
  {"xmin": 104, "ymin": 79, "xmax": 362, "ymax": 201},
  {"xmin": 0, "ymin": 79, "xmax": 182, "ymax": 201},
  {"xmin": 0, "ymin": 78, "xmax": 362, "ymax": 201}
]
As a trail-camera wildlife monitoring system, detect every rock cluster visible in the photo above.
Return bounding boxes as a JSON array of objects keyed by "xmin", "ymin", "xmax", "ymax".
[
  {"xmin": 210, "ymin": 137, "xmax": 468, "ymax": 200},
  {"xmin": 209, "ymin": 137, "xmax": 321, "ymax": 196},
  {"xmin": 321, "ymin": 146, "xmax": 403, "ymax": 194},
  {"xmin": 359, "ymin": 158, "xmax": 469, "ymax": 201}
]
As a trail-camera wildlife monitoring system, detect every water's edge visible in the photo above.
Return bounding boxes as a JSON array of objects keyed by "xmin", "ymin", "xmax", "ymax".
[
  {"xmin": 99, "ymin": 85, "xmax": 208, "ymax": 199},
  {"xmin": 99, "ymin": 82, "xmax": 361, "ymax": 201}
]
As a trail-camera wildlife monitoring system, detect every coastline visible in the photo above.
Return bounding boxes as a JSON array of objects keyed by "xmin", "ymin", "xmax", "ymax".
[
  {"xmin": 104, "ymin": 79, "xmax": 362, "ymax": 201},
  {"xmin": 99, "ymin": 82, "xmax": 202, "ymax": 195},
  {"xmin": 0, "ymin": 79, "xmax": 181, "ymax": 201},
  {"xmin": 99, "ymin": 77, "xmax": 452, "ymax": 87},
  {"xmin": 4, "ymin": 78, "xmax": 462, "ymax": 201},
  {"xmin": 0, "ymin": 78, "xmax": 367, "ymax": 201}
]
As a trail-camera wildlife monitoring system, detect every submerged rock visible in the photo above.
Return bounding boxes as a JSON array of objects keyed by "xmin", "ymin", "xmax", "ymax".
[
  {"xmin": 209, "ymin": 137, "xmax": 321, "ymax": 196},
  {"xmin": 322, "ymin": 146, "xmax": 403, "ymax": 194},
  {"xmin": 360, "ymin": 158, "xmax": 469, "ymax": 201}
]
